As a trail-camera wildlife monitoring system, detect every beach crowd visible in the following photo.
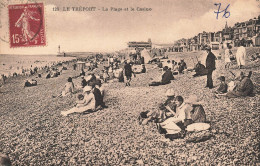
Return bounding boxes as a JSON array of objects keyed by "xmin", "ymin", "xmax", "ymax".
[{"xmin": 0, "ymin": 41, "xmax": 259, "ymax": 165}]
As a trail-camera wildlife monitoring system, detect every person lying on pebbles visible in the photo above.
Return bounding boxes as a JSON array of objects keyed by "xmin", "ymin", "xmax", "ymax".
[{"xmin": 61, "ymin": 86, "xmax": 95, "ymax": 116}]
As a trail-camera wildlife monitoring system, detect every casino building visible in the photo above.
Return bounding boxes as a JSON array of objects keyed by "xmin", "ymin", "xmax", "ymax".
[{"xmin": 127, "ymin": 39, "xmax": 152, "ymax": 50}]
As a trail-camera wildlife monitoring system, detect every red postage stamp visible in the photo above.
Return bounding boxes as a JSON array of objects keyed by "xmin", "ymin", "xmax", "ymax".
[{"xmin": 8, "ymin": 3, "xmax": 46, "ymax": 48}]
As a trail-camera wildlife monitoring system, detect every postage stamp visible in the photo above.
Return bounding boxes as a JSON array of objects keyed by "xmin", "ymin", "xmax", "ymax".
[{"xmin": 8, "ymin": 3, "xmax": 46, "ymax": 48}]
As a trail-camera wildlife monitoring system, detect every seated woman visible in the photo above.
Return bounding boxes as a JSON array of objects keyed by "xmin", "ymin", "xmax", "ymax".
[
  {"xmin": 61, "ymin": 77, "xmax": 75, "ymax": 97},
  {"xmin": 185, "ymin": 95, "xmax": 206, "ymax": 124},
  {"xmin": 226, "ymin": 71, "xmax": 254, "ymax": 98},
  {"xmin": 91, "ymin": 80, "xmax": 108, "ymax": 109},
  {"xmin": 61, "ymin": 86, "xmax": 95, "ymax": 116},
  {"xmin": 193, "ymin": 61, "xmax": 207, "ymax": 77},
  {"xmin": 159, "ymin": 96, "xmax": 193, "ymax": 140},
  {"xmin": 149, "ymin": 66, "xmax": 173, "ymax": 86}
]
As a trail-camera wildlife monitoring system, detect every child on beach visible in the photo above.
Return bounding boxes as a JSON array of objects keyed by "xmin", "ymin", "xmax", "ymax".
[
  {"xmin": 224, "ymin": 45, "xmax": 233, "ymax": 69},
  {"xmin": 215, "ymin": 76, "xmax": 228, "ymax": 94}
]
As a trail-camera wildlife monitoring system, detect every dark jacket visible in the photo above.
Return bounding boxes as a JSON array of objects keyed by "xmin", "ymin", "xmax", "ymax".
[
  {"xmin": 195, "ymin": 63, "xmax": 207, "ymax": 75},
  {"xmin": 92, "ymin": 87, "xmax": 104, "ymax": 107},
  {"xmin": 190, "ymin": 105, "xmax": 206, "ymax": 123},
  {"xmin": 206, "ymin": 52, "xmax": 216, "ymax": 71},
  {"xmin": 217, "ymin": 83, "xmax": 228, "ymax": 93},
  {"xmin": 161, "ymin": 70, "xmax": 174, "ymax": 84},
  {"xmin": 124, "ymin": 63, "xmax": 133, "ymax": 77}
]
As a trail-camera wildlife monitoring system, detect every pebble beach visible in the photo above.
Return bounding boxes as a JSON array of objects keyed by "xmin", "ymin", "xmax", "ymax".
[{"xmin": 0, "ymin": 48, "xmax": 259, "ymax": 165}]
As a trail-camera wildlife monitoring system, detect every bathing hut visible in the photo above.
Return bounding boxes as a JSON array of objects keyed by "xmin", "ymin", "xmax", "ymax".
[{"xmin": 77, "ymin": 61, "xmax": 85, "ymax": 70}]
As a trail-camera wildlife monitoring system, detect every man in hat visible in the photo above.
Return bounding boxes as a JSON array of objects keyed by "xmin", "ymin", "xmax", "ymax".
[
  {"xmin": 226, "ymin": 71, "xmax": 254, "ymax": 98},
  {"xmin": 61, "ymin": 86, "xmax": 95, "ymax": 116},
  {"xmin": 205, "ymin": 46, "xmax": 216, "ymax": 89},
  {"xmin": 215, "ymin": 76, "xmax": 228, "ymax": 94}
]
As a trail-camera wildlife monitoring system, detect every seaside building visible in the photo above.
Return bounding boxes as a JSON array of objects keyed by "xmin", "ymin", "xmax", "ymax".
[
  {"xmin": 127, "ymin": 39, "xmax": 152, "ymax": 50},
  {"xmin": 233, "ymin": 16, "xmax": 260, "ymax": 46},
  {"xmin": 173, "ymin": 15, "xmax": 260, "ymax": 51}
]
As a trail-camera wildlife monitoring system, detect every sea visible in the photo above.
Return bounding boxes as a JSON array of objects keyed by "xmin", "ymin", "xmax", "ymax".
[{"xmin": 0, "ymin": 54, "xmax": 76, "ymax": 76}]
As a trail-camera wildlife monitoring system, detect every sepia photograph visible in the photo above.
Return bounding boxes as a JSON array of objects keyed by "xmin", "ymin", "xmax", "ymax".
[{"xmin": 0, "ymin": 0, "xmax": 259, "ymax": 165}]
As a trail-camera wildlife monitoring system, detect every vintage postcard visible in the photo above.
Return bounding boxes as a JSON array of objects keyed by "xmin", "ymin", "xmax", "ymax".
[{"xmin": 0, "ymin": 0, "xmax": 259, "ymax": 165}]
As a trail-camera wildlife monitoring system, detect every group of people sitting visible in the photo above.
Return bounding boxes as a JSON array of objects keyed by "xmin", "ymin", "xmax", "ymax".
[
  {"xmin": 46, "ymin": 67, "xmax": 62, "ymax": 79},
  {"xmin": 60, "ymin": 74, "xmax": 107, "ymax": 116},
  {"xmin": 215, "ymin": 71, "xmax": 254, "ymax": 98},
  {"xmin": 139, "ymin": 89, "xmax": 208, "ymax": 140},
  {"xmin": 158, "ymin": 59, "xmax": 188, "ymax": 75}
]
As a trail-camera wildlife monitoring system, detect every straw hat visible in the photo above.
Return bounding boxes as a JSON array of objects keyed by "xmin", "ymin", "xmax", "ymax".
[
  {"xmin": 185, "ymin": 95, "xmax": 203, "ymax": 105},
  {"xmin": 83, "ymin": 86, "xmax": 92, "ymax": 93},
  {"xmin": 127, "ymin": 60, "xmax": 131, "ymax": 63},
  {"xmin": 166, "ymin": 88, "xmax": 175, "ymax": 97}
]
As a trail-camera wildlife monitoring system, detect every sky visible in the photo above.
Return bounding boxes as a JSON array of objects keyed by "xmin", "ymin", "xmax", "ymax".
[{"xmin": 0, "ymin": 0, "xmax": 259, "ymax": 54}]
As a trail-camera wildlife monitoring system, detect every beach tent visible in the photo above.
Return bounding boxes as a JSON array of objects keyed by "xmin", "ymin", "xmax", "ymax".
[{"xmin": 141, "ymin": 48, "xmax": 152, "ymax": 63}]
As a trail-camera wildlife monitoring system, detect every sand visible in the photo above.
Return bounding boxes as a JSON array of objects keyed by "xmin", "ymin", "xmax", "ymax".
[{"xmin": 0, "ymin": 49, "xmax": 259, "ymax": 165}]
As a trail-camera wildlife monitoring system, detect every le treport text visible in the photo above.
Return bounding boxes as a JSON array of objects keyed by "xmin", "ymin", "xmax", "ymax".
[{"xmin": 53, "ymin": 6, "xmax": 152, "ymax": 12}]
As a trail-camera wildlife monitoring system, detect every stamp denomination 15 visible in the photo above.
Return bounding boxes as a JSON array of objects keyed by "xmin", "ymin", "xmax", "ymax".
[{"xmin": 8, "ymin": 3, "xmax": 46, "ymax": 48}]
